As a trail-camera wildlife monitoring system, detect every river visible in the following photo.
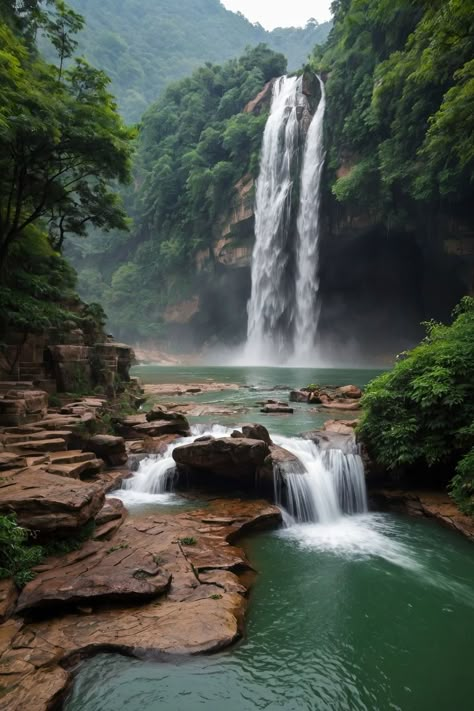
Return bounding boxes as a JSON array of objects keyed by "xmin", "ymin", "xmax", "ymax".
[{"xmin": 65, "ymin": 366, "xmax": 474, "ymax": 711}]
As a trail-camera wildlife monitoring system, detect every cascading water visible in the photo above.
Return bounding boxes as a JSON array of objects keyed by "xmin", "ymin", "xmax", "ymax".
[
  {"xmin": 113, "ymin": 422, "xmax": 367, "ymax": 527},
  {"xmin": 272, "ymin": 435, "xmax": 367, "ymax": 524},
  {"xmin": 244, "ymin": 73, "xmax": 327, "ymax": 365},
  {"xmin": 293, "ymin": 76, "xmax": 326, "ymax": 361},
  {"xmin": 246, "ymin": 76, "xmax": 305, "ymax": 363}
]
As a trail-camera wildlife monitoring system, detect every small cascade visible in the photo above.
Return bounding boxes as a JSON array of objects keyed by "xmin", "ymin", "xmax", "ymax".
[
  {"xmin": 122, "ymin": 455, "xmax": 177, "ymax": 495},
  {"xmin": 272, "ymin": 435, "xmax": 367, "ymax": 524},
  {"xmin": 294, "ymin": 75, "xmax": 326, "ymax": 361},
  {"xmin": 246, "ymin": 75, "xmax": 306, "ymax": 363}
]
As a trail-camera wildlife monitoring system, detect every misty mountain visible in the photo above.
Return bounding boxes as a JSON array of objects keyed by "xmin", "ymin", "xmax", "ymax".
[{"xmin": 68, "ymin": 0, "xmax": 332, "ymax": 122}]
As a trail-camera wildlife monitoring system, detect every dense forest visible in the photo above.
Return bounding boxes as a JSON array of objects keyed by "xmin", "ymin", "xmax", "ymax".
[
  {"xmin": 316, "ymin": 0, "xmax": 474, "ymax": 218},
  {"xmin": 66, "ymin": 0, "xmax": 332, "ymax": 122},
  {"xmin": 0, "ymin": 0, "xmax": 133, "ymax": 339}
]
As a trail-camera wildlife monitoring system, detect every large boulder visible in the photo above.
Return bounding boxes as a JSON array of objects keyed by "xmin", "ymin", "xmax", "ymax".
[
  {"xmin": 85, "ymin": 434, "xmax": 127, "ymax": 466},
  {"xmin": 302, "ymin": 428, "xmax": 357, "ymax": 454},
  {"xmin": 146, "ymin": 405, "xmax": 190, "ymax": 431},
  {"xmin": 337, "ymin": 385, "xmax": 362, "ymax": 399},
  {"xmin": 0, "ymin": 469, "xmax": 105, "ymax": 537},
  {"xmin": 238, "ymin": 423, "xmax": 272, "ymax": 445},
  {"xmin": 172, "ymin": 437, "xmax": 270, "ymax": 485},
  {"xmin": 289, "ymin": 390, "xmax": 309, "ymax": 403},
  {"xmin": 257, "ymin": 444, "xmax": 305, "ymax": 489}
]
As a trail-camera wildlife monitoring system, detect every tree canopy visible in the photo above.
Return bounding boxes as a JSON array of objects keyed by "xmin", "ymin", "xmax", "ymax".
[
  {"xmin": 63, "ymin": 0, "xmax": 331, "ymax": 122},
  {"xmin": 0, "ymin": 0, "xmax": 133, "ymax": 336}
]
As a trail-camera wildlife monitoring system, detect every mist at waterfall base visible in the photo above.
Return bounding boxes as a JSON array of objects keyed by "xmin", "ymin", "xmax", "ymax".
[{"xmin": 244, "ymin": 73, "xmax": 327, "ymax": 367}]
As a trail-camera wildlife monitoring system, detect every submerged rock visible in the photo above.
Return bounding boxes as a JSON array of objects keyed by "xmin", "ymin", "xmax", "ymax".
[
  {"xmin": 260, "ymin": 404, "xmax": 294, "ymax": 414},
  {"xmin": 289, "ymin": 390, "xmax": 309, "ymax": 403}
]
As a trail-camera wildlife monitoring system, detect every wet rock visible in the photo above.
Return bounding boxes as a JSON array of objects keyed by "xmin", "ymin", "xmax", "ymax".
[
  {"xmin": 302, "ymin": 429, "xmax": 357, "ymax": 454},
  {"xmin": 241, "ymin": 423, "xmax": 272, "ymax": 445},
  {"xmin": 321, "ymin": 400, "xmax": 361, "ymax": 411},
  {"xmin": 370, "ymin": 489, "xmax": 474, "ymax": 541},
  {"xmin": 260, "ymin": 404, "xmax": 294, "ymax": 414},
  {"xmin": 289, "ymin": 390, "xmax": 309, "ymax": 403},
  {"xmin": 337, "ymin": 385, "xmax": 362, "ymax": 399},
  {"xmin": 0, "ymin": 500, "xmax": 281, "ymax": 710},
  {"xmin": 323, "ymin": 419, "xmax": 358, "ymax": 435},
  {"xmin": 257, "ymin": 444, "xmax": 305, "ymax": 488},
  {"xmin": 146, "ymin": 406, "xmax": 189, "ymax": 429},
  {"xmin": 172, "ymin": 437, "xmax": 270, "ymax": 484}
]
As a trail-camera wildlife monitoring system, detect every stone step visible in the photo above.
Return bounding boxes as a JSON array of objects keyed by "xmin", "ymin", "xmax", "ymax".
[
  {"xmin": 48, "ymin": 450, "xmax": 96, "ymax": 465},
  {"xmin": 2, "ymin": 430, "xmax": 72, "ymax": 445},
  {"xmin": 0, "ymin": 381, "xmax": 34, "ymax": 391},
  {"xmin": 5, "ymin": 438, "xmax": 67, "ymax": 453},
  {"xmin": 46, "ymin": 458, "xmax": 104, "ymax": 480},
  {"xmin": 0, "ymin": 452, "xmax": 27, "ymax": 471}
]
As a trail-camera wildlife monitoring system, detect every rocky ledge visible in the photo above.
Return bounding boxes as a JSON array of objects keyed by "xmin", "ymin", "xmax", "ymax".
[
  {"xmin": 370, "ymin": 489, "xmax": 474, "ymax": 541},
  {"xmin": 0, "ymin": 499, "xmax": 281, "ymax": 710}
]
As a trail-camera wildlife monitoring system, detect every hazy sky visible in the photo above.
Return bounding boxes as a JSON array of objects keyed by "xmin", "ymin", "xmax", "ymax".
[{"xmin": 221, "ymin": 1, "xmax": 333, "ymax": 30}]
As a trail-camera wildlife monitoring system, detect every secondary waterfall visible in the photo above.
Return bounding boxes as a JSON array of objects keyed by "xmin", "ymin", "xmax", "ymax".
[
  {"xmin": 246, "ymin": 76, "xmax": 305, "ymax": 363},
  {"xmin": 294, "ymin": 76, "xmax": 326, "ymax": 361},
  {"xmin": 244, "ymin": 74, "xmax": 326, "ymax": 365},
  {"xmin": 272, "ymin": 435, "xmax": 367, "ymax": 524},
  {"xmin": 114, "ymin": 424, "xmax": 367, "ymax": 527}
]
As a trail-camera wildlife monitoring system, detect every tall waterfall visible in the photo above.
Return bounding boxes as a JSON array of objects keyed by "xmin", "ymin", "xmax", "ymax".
[
  {"xmin": 246, "ymin": 76, "xmax": 305, "ymax": 363},
  {"xmin": 244, "ymin": 74, "xmax": 326, "ymax": 365},
  {"xmin": 294, "ymin": 76, "xmax": 326, "ymax": 361}
]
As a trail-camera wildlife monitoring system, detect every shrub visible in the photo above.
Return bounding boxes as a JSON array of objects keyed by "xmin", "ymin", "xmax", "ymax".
[
  {"xmin": 0, "ymin": 515, "xmax": 43, "ymax": 587},
  {"xmin": 358, "ymin": 297, "xmax": 474, "ymax": 512}
]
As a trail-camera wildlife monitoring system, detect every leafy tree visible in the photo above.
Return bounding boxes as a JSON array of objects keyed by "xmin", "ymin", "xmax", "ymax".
[
  {"xmin": 0, "ymin": 514, "xmax": 43, "ymax": 587},
  {"xmin": 0, "ymin": 13, "xmax": 134, "ymax": 271},
  {"xmin": 358, "ymin": 297, "xmax": 474, "ymax": 514}
]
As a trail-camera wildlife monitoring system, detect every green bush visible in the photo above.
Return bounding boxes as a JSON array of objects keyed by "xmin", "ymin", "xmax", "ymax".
[
  {"xmin": 358, "ymin": 297, "xmax": 474, "ymax": 512},
  {"xmin": 0, "ymin": 515, "xmax": 43, "ymax": 587}
]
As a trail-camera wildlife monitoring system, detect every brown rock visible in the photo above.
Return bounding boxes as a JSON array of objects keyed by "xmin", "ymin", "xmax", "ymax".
[
  {"xmin": 289, "ymin": 390, "xmax": 309, "ymax": 403},
  {"xmin": 85, "ymin": 434, "xmax": 127, "ymax": 466},
  {"xmin": 0, "ymin": 469, "xmax": 104, "ymax": 537},
  {"xmin": 0, "ymin": 452, "xmax": 26, "ymax": 471},
  {"xmin": 257, "ymin": 444, "xmax": 305, "ymax": 488},
  {"xmin": 260, "ymin": 404, "xmax": 294, "ymax": 414},
  {"xmin": 240, "ymin": 423, "xmax": 272, "ymax": 445},
  {"xmin": 173, "ymin": 437, "xmax": 270, "ymax": 484},
  {"xmin": 338, "ymin": 384, "xmax": 363, "ymax": 399},
  {"xmin": 0, "ymin": 579, "xmax": 17, "ymax": 622},
  {"xmin": 321, "ymin": 401, "xmax": 361, "ymax": 411}
]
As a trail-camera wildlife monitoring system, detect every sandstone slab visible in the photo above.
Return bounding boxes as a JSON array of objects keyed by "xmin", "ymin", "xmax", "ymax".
[{"xmin": 173, "ymin": 436, "xmax": 270, "ymax": 484}]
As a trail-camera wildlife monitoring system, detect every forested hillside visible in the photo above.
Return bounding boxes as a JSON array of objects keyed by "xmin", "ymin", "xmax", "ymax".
[
  {"xmin": 67, "ymin": 0, "xmax": 331, "ymax": 122},
  {"xmin": 69, "ymin": 45, "xmax": 285, "ymax": 340},
  {"xmin": 315, "ymin": 0, "xmax": 474, "ymax": 219}
]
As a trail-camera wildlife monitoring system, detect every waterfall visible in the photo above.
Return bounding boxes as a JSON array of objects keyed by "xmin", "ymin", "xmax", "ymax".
[
  {"xmin": 294, "ymin": 76, "xmax": 326, "ymax": 361},
  {"xmin": 244, "ymin": 73, "xmax": 326, "ymax": 365},
  {"xmin": 246, "ymin": 76, "xmax": 305, "ymax": 363},
  {"xmin": 272, "ymin": 435, "xmax": 367, "ymax": 524}
]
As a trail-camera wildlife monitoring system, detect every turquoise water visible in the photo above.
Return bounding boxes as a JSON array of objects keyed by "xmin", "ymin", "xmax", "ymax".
[
  {"xmin": 66, "ymin": 516, "xmax": 474, "ymax": 711},
  {"xmin": 65, "ymin": 366, "xmax": 474, "ymax": 711},
  {"xmin": 133, "ymin": 365, "xmax": 385, "ymax": 437}
]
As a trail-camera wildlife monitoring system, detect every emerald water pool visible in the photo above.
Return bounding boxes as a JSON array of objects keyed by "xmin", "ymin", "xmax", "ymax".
[{"xmin": 65, "ymin": 367, "xmax": 474, "ymax": 711}]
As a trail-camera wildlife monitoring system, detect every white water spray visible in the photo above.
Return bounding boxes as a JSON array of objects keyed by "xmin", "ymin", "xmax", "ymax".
[
  {"xmin": 293, "ymin": 76, "xmax": 326, "ymax": 362},
  {"xmin": 246, "ymin": 76, "xmax": 305, "ymax": 364},
  {"xmin": 272, "ymin": 435, "xmax": 367, "ymax": 524}
]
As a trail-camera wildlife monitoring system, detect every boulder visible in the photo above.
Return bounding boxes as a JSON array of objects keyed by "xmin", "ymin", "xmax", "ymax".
[
  {"xmin": 146, "ymin": 405, "xmax": 190, "ymax": 430},
  {"xmin": 260, "ymin": 404, "xmax": 294, "ymax": 414},
  {"xmin": 241, "ymin": 423, "xmax": 272, "ymax": 445},
  {"xmin": 289, "ymin": 390, "xmax": 309, "ymax": 403},
  {"xmin": 257, "ymin": 444, "xmax": 305, "ymax": 488},
  {"xmin": 321, "ymin": 401, "xmax": 361, "ymax": 411},
  {"xmin": 16, "ymin": 540, "xmax": 172, "ymax": 613},
  {"xmin": 302, "ymin": 429, "xmax": 357, "ymax": 454},
  {"xmin": 172, "ymin": 437, "xmax": 270, "ymax": 484},
  {"xmin": 338, "ymin": 385, "xmax": 362, "ymax": 399},
  {"xmin": 5, "ymin": 390, "xmax": 48, "ymax": 417},
  {"xmin": 0, "ymin": 469, "xmax": 105, "ymax": 537},
  {"xmin": 85, "ymin": 434, "xmax": 127, "ymax": 466}
]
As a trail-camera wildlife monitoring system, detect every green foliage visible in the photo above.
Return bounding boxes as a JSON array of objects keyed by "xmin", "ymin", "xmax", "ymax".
[
  {"xmin": 65, "ymin": 0, "xmax": 331, "ymax": 123},
  {"xmin": 70, "ymin": 46, "xmax": 283, "ymax": 341},
  {"xmin": 0, "ymin": 3, "xmax": 134, "ymax": 266},
  {"xmin": 0, "ymin": 515, "xmax": 43, "ymax": 587},
  {"xmin": 358, "ymin": 297, "xmax": 474, "ymax": 512},
  {"xmin": 179, "ymin": 537, "xmax": 197, "ymax": 546},
  {"xmin": 450, "ymin": 448, "xmax": 474, "ymax": 516},
  {"xmin": 316, "ymin": 0, "xmax": 474, "ymax": 215}
]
